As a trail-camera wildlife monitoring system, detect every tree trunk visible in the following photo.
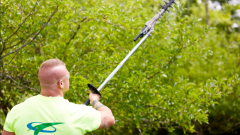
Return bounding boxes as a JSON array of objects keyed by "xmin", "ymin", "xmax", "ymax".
[{"xmin": 205, "ymin": 0, "xmax": 209, "ymax": 26}]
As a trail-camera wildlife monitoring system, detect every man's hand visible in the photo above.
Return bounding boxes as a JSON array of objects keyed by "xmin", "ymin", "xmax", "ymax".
[{"xmin": 89, "ymin": 90, "xmax": 100, "ymax": 105}]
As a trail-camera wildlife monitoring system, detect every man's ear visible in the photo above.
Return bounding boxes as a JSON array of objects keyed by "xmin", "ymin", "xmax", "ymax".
[{"xmin": 59, "ymin": 80, "xmax": 64, "ymax": 88}]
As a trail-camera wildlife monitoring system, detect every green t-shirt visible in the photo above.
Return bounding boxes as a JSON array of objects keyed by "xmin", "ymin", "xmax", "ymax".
[{"xmin": 3, "ymin": 95, "xmax": 101, "ymax": 135}]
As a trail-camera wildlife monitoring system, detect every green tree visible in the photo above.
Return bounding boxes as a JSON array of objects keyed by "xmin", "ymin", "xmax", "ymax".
[
  {"xmin": 180, "ymin": 0, "xmax": 240, "ymax": 134},
  {"xmin": 0, "ymin": 0, "xmax": 239, "ymax": 134}
]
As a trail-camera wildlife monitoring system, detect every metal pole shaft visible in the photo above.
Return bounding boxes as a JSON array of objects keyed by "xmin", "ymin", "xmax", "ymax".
[{"xmin": 97, "ymin": 29, "xmax": 153, "ymax": 92}]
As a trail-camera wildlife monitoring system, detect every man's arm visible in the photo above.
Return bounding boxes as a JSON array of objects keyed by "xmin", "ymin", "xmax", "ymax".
[
  {"xmin": 89, "ymin": 91, "xmax": 115, "ymax": 129},
  {"xmin": 2, "ymin": 130, "xmax": 15, "ymax": 135},
  {"xmin": 91, "ymin": 100, "xmax": 115, "ymax": 129}
]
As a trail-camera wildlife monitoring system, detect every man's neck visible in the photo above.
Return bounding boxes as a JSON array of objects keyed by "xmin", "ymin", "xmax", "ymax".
[{"xmin": 40, "ymin": 89, "xmax": 64, "ymax": 97}]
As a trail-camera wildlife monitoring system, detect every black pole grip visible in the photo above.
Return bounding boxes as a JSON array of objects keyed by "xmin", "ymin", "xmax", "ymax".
[
  {"xmin": 134, "ymin": 26, "xmax": 148, "ymax": 41},
  {"xmin": 134, "ymin": 33, "xmax": 143, "ymax": 41},
  {"xmin": 84, "ymin": 83, "xmax": 101, "ymax": 105}
]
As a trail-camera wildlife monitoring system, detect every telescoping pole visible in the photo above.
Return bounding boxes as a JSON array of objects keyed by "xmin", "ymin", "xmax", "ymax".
[
  {"xmin": 84, "ymin": 0, "xmax": 176, "ymax": 105},
  {"xmin": 84, "ymin": 30, "xmax": 153, "ymax": 105},
  {"xmin": 97, "ymin": 30, "xmax": 153, "ymax": 91}
]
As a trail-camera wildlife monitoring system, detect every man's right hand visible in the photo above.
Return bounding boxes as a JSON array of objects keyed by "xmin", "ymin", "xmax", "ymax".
[{"xmin": 89, "ymin": 90, "xmax": 100, "ymax": 104}]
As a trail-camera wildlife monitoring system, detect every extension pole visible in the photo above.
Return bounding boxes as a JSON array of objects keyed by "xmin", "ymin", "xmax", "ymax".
[
  {"xmin": 84, "ymin": 30, "xmax": 153, "ymax": 105},
  {"xmin": 98, "ymin": 29, "xmax": 153, "ymax": 91}
]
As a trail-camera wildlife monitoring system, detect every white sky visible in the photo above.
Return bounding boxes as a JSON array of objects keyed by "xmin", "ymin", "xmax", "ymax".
[
  {"xmin": 234, "ymin": 9, "xmax": 240, "ymax": 17},
  {"xmin": 232, "ymin": 23, "xmax": 239, "ymax": 28},
  {"xmin": 229, "ymin": 0, "xmax": 240, "ymax": 5},
  {"xmin": 209, "ymin": 1, "xmax": 222, "ymax": 11},
  {"xmin": 196, "ymin": 0, "xmax": 240, "ymax": 28},
  {"xmin": 197, "ymin": 0, "xmax": 240, "ymax": 7}
]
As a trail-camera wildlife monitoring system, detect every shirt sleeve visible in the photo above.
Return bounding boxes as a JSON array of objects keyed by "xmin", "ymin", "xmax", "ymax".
[
  {"xmin": 70, "ymin": 104, "xmax": 101, "ymax": 133},
  {"xmin": 3, "ymin": 109, "xmax": 15, "ymax": 132}
]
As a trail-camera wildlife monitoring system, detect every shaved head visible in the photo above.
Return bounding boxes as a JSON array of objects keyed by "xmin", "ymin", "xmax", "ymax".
[{"xmin": 38, "ymin": 59, "xmax": 68, "ymax": 84}]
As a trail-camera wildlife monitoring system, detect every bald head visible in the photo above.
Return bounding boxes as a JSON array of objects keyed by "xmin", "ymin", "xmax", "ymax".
[{"xmin": 38, "ymin": 59, "xmax": 68, "ymax": 84}]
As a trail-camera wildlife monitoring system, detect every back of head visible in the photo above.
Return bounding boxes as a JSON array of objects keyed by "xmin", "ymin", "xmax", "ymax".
[{"xmin": 38, "ymin": 59, "xmax": 67, "ymax": 85}]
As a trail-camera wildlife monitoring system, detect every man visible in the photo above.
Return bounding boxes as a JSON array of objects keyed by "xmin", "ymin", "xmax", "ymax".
[{"xmin": 2, "ymin": 59, "xmax": 115, "ymax": 135}]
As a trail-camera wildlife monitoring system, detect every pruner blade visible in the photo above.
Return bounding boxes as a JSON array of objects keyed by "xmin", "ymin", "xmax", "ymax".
[{"xmin": 133, "ymin": 0, "xmax": 176, "ymax": 42}]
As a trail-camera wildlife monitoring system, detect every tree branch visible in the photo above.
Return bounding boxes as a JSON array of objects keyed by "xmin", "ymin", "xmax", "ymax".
[
  {"xmin": 65, "ymin": 24, "xmax": 80, "ymax": 47},
  {"xmin": 0, "ymin": 0, "xmax": 40, "ymax": 57},
  {"xmin": 6, "ymin": 47, "xmax": 20, "ymax": 65},
  {"xmin": 64, "ymin": 18, "xmax": 92, "ymax": 48},
  {"xmin": 5, "ymin": 32, "xmax": 34, "ymax": 50},
  {"xmin": 147, "ymin": 47, "xmax": 183, "ymax": 79},
  {"xmin": 138, "ymin": 128, "xmax": 143, "ymax": 135},
  {"xmin": 3, "ymin": 0, "xmax": 40, "ymax": 43},
  {"xmin": 0, "ymin": 5, "xmax": 59, "ymax": 59},
  {"xmin": 204, "ymin": 0, "xmax": 209, "ymax": 26},
  {"xmin": 6, "ymin": 75, "xmax": 38, "ymax": 92}
]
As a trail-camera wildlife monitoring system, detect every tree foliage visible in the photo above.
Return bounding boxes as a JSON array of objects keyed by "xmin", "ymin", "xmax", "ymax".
[{"xmin": 0, "ymin": 0, "xmax": 239, "ymax": 134}]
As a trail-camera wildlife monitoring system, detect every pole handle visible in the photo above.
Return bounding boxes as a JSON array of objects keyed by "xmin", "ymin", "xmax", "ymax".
[
  {"xmin": 84, "ymin": 83, "xmax": 101, "ymax": 105},
  {"xmin": 134, "ymin": 26, "xmax": 148, "ymax": 41},
  {"xmin": 134, "ymin": 33, "xmax": 143, "ymax": 41}
]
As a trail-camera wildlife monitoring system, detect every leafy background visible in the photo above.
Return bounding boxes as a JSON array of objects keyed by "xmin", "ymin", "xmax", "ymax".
[{"xmin": 0, "ymin": 0, "xmax": 240, "ymax": 134}]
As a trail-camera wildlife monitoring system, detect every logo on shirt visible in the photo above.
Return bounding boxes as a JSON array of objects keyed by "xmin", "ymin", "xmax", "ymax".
[{"xmin": 27, "ymin": 122, "xmax": 64, "ymax": 135}]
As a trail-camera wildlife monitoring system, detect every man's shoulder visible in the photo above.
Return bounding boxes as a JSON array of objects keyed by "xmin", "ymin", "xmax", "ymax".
[
  {"xmin": 69, "ymin": 103, "xmax": 98, "ymax": 115},
  {"xmin": 24, "ymin": 95, "xmax": 39, "ymax": 102},
  {"xmin": 10, "ymin": 96, "xmax": 38, "ymax": 111}
]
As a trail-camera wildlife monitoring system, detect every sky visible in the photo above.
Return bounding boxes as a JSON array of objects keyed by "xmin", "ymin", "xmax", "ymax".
[{"xmin": 198, "ymin": 0, "xmax": 240, "ymax": 28}]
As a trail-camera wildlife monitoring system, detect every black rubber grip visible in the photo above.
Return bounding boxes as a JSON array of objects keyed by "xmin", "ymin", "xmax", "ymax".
[
  {"xmin": 134, "ymin": 33, "xmax": 143, "ymax": 41},
  {"xmin": 134, "ymin": 26, "xmax": 148, "ymax": 41}
]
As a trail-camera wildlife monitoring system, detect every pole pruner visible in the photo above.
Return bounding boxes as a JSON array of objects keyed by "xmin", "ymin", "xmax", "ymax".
[{"xmin": 84, "ymin": 0, "xmax": 176, "ymax": 105}]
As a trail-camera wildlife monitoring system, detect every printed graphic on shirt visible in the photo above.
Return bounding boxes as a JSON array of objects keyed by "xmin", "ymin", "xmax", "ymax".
[{"xmin": 27, "ymin": 122, "xmax": 64, "ymax": 135}]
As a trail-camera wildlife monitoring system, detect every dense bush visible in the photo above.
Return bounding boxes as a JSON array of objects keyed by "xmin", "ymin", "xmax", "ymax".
[{"xmin": 0, "ymin": 0, "xmax": 239, "ymax": 134}]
